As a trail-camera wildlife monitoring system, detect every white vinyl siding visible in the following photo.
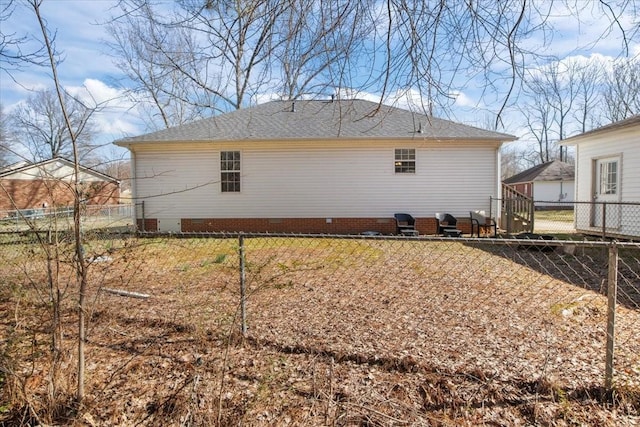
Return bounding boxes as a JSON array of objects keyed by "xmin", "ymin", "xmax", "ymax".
[
  {"xmin": 533, "ymin": 181, "xmax": 575, "ymax": 206},
  {"xmin": 134, "ymin": 149, "xmax": 219, "ymax": 219},
  {"xmin": 572, "ymin": 123, "xmax": 640, "ymax": 237},
  {"xmin": 574, "ymin": 128, "xmax": 640, "ymax": 202},
  {"xmin": 133, "ymin": 144, "xmax": 497, "ymax": 219}
]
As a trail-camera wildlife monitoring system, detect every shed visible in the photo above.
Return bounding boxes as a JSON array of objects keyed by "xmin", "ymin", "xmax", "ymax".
[{"xmin": 564, "ymin": 115, "xmax": 640, "ymax": 239}]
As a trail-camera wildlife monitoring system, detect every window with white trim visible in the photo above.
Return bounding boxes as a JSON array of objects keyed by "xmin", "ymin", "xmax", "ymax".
[
  {"xmin": 221, "ymin": 151, "xmax": 241, "ymax": 192},
  {"xmin": 599, "ymin": 159, "xmax": 618, "ymax": 195},
  {"xmin": 394, "ymin": 149, "xmax": 415, "ymax": 173}
]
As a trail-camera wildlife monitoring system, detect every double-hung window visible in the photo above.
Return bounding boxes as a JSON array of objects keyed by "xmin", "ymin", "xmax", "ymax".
[
  {"xmin": 221, "ymin": 151, "xmax": 241, "ymax": 192},
  {"xmin": 395, "ymin": 149, "xmax": 415, "ymax": 173},
  {"xmin": 599, "ymin": 159, "xmax": 618, "ymax": 195}
]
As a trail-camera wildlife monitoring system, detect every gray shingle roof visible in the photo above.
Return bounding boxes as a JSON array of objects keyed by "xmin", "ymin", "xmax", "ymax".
[
  {"xmin": 503, "ymin": 160, "xmax": 575, "ymax": 184},
  {"xmin": 115, "ymin": 99, "xmax": 515, "ymax": 145}
]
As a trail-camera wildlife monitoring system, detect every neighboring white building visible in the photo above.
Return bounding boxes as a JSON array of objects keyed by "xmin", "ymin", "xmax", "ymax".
[
  {"xmin": 114, "ymin": 99, "xmax": 516, "ymax": 234},
  {"xmin": 503, "ymin": 160, "xmax": 575, "ymax": 209},
  {"xmin": 564, "ymin": 115, "xmax": 640, "ymax": 239}
]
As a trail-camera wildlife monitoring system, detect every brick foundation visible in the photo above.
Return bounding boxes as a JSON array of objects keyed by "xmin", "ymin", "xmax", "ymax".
[
  {"xmin": 137, "ymin": 218, "xmax": 158, "ymax": 232},
  {"xmin": 140, "ymin": 217, "xmax": 447, "ymax": 235}
]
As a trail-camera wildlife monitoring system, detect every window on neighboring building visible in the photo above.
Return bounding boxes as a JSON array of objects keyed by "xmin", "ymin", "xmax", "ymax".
[
  {"xmin": 221, "ymin": 151, "xmax": 241, "ymax": 192},
  {"xmin": 394, "ymin": 149, "xmax": 415, "ymax": 173}
]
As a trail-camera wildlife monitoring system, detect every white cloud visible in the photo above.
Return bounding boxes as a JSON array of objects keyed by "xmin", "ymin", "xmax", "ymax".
[
  {"xmin": 82, "ymin": 79, "xmax": 125, "ymax": 105},
  {"xmin": 99, "ymin": 116, "xmax": 140, "ymax": 137},
  {"xmin": 63, "ymin": 79, "xmax": 142, "ymax": 144},
  {"xmin": 451, "ymin": 91, "xmax": 476, "ymax": 108}
]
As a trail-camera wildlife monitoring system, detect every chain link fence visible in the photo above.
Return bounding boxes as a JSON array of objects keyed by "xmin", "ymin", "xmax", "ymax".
[
  {"xmin": 1, "ymin": 229, "xmax": 639, "ymax": 425},
  {"xmin": 0, "ymin": 203, "xmax": 134, "ymax": 232},
  {"xmin": 492, "ymin": 198, "xmax": 640, "ymax": 239}
]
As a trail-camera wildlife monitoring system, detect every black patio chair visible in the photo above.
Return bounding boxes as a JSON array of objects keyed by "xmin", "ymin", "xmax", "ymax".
[
  {"xmin": 436, "ymin": 213, "xmax": 462, "ymax": 237},
  {"xmin": 470, "ymin": 210, "xmax": 498, "ymax": 238},
  {"xmin": 394, "ymin": 213, "xmax": 418, "ymax": 236}
]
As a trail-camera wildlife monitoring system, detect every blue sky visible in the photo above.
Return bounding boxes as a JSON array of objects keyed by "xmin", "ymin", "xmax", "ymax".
[
  {"xmin": 1, "ymin": 0, "xmax": 139, "ymax": 158},
  {"xmin": 1, "ymin": 0, "xmax": 638, "ymax": 158}
]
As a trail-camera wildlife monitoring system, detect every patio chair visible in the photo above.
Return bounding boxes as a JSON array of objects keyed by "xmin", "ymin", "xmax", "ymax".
[
  {"xmin": 470, "ymin": 210, "xmax": 498, "ymax": 238},
  {"xmin": 436, "ymin": 213, "xmax": 462, "ymax": 237},
  {"xmin": 394, "ymin": 213, "xmax": 419, "ymax": 236}
]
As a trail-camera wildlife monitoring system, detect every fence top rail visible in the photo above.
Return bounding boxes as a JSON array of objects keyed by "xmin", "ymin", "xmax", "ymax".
[
  {"xmin": 496, "ymin": 198, "xmax": 640, "ymax": 207},
  {"xmin": 0, "ymin": 203, "xmax": 133, "ymax": 217},
  {"xmin": 134, "ymin": 231, "xmax": 639, "ymax": 248}
]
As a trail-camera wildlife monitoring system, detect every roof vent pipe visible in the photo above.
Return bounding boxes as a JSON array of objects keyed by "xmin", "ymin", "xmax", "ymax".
[
  {"xmin": 291, "ymin": 102, "xmax": 295, "ymax": 112},
  {"xmin": 418, "ymin": 123, "xmax": 423, "ymax": 133}
]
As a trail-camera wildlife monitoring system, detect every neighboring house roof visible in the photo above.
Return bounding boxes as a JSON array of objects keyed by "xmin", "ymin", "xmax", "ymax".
[
  {"xmin": 0, "ymin": 160, "xmax": 31, "ymax": 173},
  {"xmin": 0, "ymin": 157, "xmax": 119, "ymax": 183},
  {"xmin": 115, "ymin": 99, "xmax": 516, "ymax": 146},
  {"xmin": 503, "ymin": 160, "xmax": 575, "ymax": 185},
  {"xmin": 563, "ymin": 115, "xmax": 640, "ymax": 144}
]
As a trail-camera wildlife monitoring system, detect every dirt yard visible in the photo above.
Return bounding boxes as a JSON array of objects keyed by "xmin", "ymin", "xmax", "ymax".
[{"xmin": 1, "ymin": 235, "xmax": 639, "ymax": 425}]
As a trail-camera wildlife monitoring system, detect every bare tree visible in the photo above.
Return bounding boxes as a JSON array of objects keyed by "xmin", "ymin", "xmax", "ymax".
[
  {"xmin": 548, "ymin": 59, "xmax": 582, "ymax": 162},
  {"xmin": 108, "ymin": 1, "xmax": 638, "ymax": 132},
  {"xmin": 107, "ymin": 0, "xmax": 376, "ymax": 131},
  {"xmin": 106, "ymin": 6, "xmax": 210, "ymax": 129},
  {"xmin": 272, "ymin": 0, "xmax": 372, "ymax": 101},
  {"xmin": 519, "ymin": 56, "xmax": 602, "ymax": 164},
  {"xmin": 9, "ymin": 88, "xmax": 101, "ymax": 162},
  {"xmin": 0, "ymin": 1, "xmax": 90, "ymax": 414},
  {"xmin": 602, "ymin": 58, "xmax": 640, "ymax": 123},
  {"xmin": 573, "ymin": 59, "xmax": 605, "ymax": 133},
  {"xmin": 501, "ymin": 144, "xmax": 523, "ymax": 180},
  {"xmin": 0, "ymin": 104, "xmax": 13, "ymax": 166},
  {"xmin": 109, "ymin": 0, "xmax": 298, "ymax": 124},
  {"xmin": 0, "ymin": 0, "xmax": 47, "ymax": 80},
  {"xmin": 521, "ymin": 68, "xmax": 557, "ymax": 164},
  {"xmin": 14, "ymin": 0, "xmax": 91, "ymax": 409}
]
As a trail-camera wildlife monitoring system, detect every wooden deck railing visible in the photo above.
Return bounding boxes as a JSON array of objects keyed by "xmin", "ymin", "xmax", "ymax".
[{"xmin": 501, "ymin": 184, "xmax": 534, "ymax": 234}]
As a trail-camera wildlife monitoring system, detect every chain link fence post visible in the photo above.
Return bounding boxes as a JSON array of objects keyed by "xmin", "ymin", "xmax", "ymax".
[
  {"xmin": 239, "ymin": 233, "xmax": 247, "ymax": 336},
  {"xmin": 605, "ymin": 240, "xmax": 618, "ymax": 391},
  {"xmin": 602, "ymin": 202, "xmax": 607, "ymax": 241},
  {"xmin": 141, "ymin": 201, "xmax": 145, "ymax": 232},
  {"xmin": 506, "ymin": 198, "xmax": 512, "ymax": 235}
]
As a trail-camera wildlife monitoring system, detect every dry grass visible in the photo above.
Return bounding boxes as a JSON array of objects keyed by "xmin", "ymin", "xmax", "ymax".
[{"xmin": 1, "ymin": 235, "xmax": 639, "ymax": 425}]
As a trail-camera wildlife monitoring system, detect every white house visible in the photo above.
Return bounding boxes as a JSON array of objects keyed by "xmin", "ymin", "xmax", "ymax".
[
  {"xmin": 114, "ymin": 99, "xmax": 516, "ymax": 234},
  {"xmin": 564, "ymin": 115, "xmax": 640, "ymax": 239},
  {"xmin": 503, "ymin": 160, "xmax": 575, "ymax": 209}
]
